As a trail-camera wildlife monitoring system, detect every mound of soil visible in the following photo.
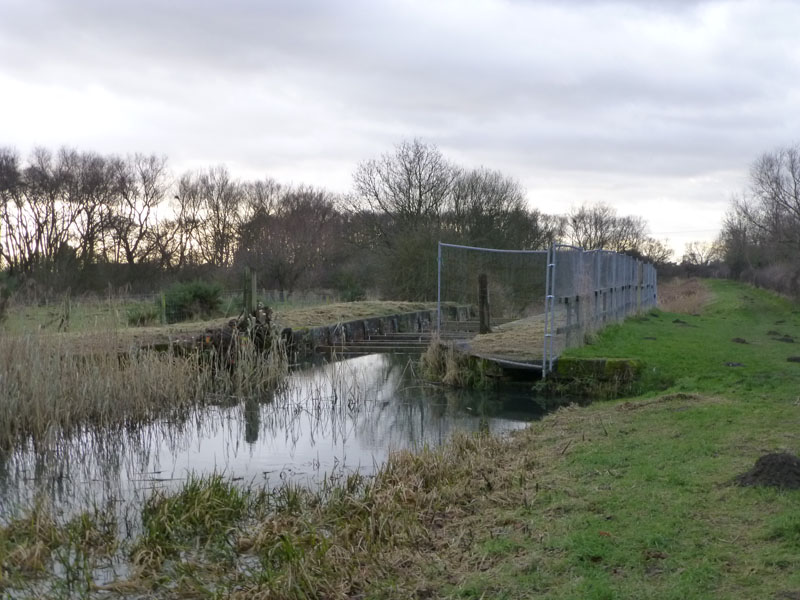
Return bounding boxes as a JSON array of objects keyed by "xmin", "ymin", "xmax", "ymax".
[
  {"xmin": 735, "ymin": 453, "xmax": 800, "ymax": 490},
  {"xmin": 731, "ymin": 337, "xmax": 748, "ymax": 344},
  {"xmin": 787, "ymin": 356, "xmax": 800, "ymax": 363}
]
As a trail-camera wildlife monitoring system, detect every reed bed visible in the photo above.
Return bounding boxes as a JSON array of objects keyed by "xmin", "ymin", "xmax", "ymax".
[{"xmin": 0, "ymin": 330, "xmax": 288, "ymax": 450}]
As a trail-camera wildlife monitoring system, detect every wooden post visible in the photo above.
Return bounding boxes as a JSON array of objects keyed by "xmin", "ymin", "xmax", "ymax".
[
  {"xmin": 243, "ymin": 267, "xmax": 256, "ymax": 315},
  {"xmin": 250, "ymin": 270, "xmax": 257, "ymax": 313},
  {"xmin": 478, "ymin": 273, "xmax": 491, "ymax": 334},
  {"xmin": 565, "ymin": 297, "xmax": 572, "ymax": 346},
  {"xmin": 160, "ymin": 292, "xmax": 167, "ymax": 324}
]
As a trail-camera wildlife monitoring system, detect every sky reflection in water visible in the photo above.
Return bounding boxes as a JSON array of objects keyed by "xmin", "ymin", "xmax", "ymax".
[{"xmin": 0, "ymin": 353, "xmax": 542, "ymax": 517}]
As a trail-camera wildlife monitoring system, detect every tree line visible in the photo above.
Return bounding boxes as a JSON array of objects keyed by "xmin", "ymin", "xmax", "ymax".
[
  {"xmin": 693, "ymin": 143, "xmax": 800, "ymax": 296},
  {"xmin": 0, "ymin": 140, "xmax": 673, "ymax": 301}
]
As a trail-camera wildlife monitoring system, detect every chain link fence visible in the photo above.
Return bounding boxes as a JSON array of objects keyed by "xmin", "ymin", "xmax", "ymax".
[
  {"xmin": 436, "ymin": 243, "xmax": 549, "ymax": 334},
  {"xmin": 437, "ymin": 242, "xmax": 658, "ymax": 377},
  {"xmin": 543, "ymin": 244, "xmax": 657, "ymax": 374}
]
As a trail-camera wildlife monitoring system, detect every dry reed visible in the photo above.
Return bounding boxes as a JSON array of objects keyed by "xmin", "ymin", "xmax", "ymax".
[
  {"xmin": 658, "ymin": 278, "xmax": 712, "ymax": 314},
  {"xmin": 0, "ymin": 330, "xmax": 288, "ymax": 450}
]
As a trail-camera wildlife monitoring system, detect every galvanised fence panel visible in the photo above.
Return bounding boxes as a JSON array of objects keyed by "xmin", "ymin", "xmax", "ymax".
[{"xmin": 436, "ymin": 242, "xmax": 658, "ymax": 377}]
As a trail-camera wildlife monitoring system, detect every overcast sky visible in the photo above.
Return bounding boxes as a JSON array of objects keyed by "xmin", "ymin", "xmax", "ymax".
[{"xmin": 2, "ymin": 0, "xmax": 799, "ymax": 256}]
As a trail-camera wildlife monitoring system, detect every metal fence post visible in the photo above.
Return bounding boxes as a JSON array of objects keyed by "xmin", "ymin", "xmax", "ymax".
[
  {"xmin": 543, "ymin": 243, "xmax": 557, "ymax": 378},
  {"xmin": 437, "ymin": 242, "xmax": 442, "ymax": 334},
  {"xmin": 543, "ymin": 244, "xmax": 551, "ymax": 378}
]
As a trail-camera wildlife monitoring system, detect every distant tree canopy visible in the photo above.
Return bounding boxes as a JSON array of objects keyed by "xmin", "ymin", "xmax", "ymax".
[
  {"xmin": 718, "ymin": 143, "xmax": 800, "ymax": 294},
  {"xmin": 349, "ymin": 139, "xmax": 569, "ymax": 298},
  {"xmin": 565, "ymin": 203, "xmax": 672, "ymax": 264},
  {"xmin": 0, "ymin": 140, "xmax": 671, "ymax": 300}
]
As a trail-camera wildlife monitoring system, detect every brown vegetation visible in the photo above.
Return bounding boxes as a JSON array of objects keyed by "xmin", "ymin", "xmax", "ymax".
[
  {"xmin": 0, "ymin": 331, "xmax": 287, "ymax": 449},
  {"xmin": 657, "ymin": 277, "xmax": 712, "ymax": 314},
  {"xmin": 468, "ymin": 315, "xmax": 549, "ymax": 361}
]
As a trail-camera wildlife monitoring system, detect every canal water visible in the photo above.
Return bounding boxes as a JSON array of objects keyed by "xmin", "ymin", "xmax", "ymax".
[{"xmin": 0, "ymin": 353, "xmax": 543, "ymax": 520}]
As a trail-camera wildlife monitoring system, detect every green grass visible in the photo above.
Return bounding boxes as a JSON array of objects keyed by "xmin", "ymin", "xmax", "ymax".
[
  {"xmin": 570, "ymin": 279, "xmax": 800, "ymax": 398},
  {"xmin": 444, "ymin": 279, "xmax": 800, "ymax": 599},
  {"xmin": 2, "ymin": 280, "xmax": 799, "ymax": 598}
]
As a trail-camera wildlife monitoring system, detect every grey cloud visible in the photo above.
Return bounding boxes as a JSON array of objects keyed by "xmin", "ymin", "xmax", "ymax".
[{"xmin": 1, "ymin": 0, "xmax": 798, "ymax": 238}]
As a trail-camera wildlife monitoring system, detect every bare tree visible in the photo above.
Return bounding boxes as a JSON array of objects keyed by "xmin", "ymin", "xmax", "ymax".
[
  {"xmin": 566, "ymin": 203, "xmax": 619, "ymax": 250},
  {"xmin": 57, "ymin": 149, "xmax": 120, "ymax": 267},
  {"xmin": 163, "ymin": 172, "xmax": 207, "ymax": 268},
  {"xmin": 511, "ymin": 209, "xmax": 564, "ymax": 250},
  {"xmin": 241, "ymin": 177, "xmax": 282, "ymax": 223},
  {"xmin": 108, "ymin": 154, "xmax": 168, "ymax": 265},
  {"xmin": 0, "ymin": 148, "xmax": 21, "ymax": 269},
  {"xmin": 717, "ymin": 144, "xmax": 800, "ymax": 284},
  {"xmin": 724, "ymin": 145, "xmax": 800, "ymax": 262},
  {"xmin": 1, "ymin": 148, "xmax": 79, "ymax": 274},
  {"xmin": 197, "ymin": 166, "xmax": 243, "ymax": 266},
  {"xmin": 237, "ymin": 186, "xmax": 340, "ymax": 294},
  {"xmin": 637, "ymin": 238, "xmax": 674, "ymax": 265},
  {"xmin": 681, "ymin": 240, "xmax": 722, "ymax": 267},
  {"xmin": 567, "ymin": 203, "xmax": 652, "ymax": 253},
  {"xmin": 447, "ymin": 167, "xmax": 526, "ymax": 247},
  {"xmin": 353, "ymin": 139, "xmax": 456, "ymax": 240}
]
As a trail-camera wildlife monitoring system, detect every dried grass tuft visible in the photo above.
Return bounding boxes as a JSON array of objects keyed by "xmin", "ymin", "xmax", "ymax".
[{"xmin": 658, "ymin": 278, "xmax": 712, "ymax": 314}]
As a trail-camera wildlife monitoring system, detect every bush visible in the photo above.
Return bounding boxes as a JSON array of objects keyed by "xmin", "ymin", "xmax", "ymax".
[
  {"xmin": 127, "ymin": 302, "xmax": 161, "ymax": 327},
  {"xmin": 333, "ymin": 272, "xmax": 366, "ymax": 302},
  {"xmin": 163, "ymin": 280, "xmax": 223, "ymax": 323},
  {"xmin": 0, "ymin": 273, "xmax": 21, "ymax": 325}
]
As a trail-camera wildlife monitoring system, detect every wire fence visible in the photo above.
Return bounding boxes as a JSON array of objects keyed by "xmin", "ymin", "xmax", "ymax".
[{"xmin": 437, "ymin": 242, "xmax": 658, "ymax": 377}]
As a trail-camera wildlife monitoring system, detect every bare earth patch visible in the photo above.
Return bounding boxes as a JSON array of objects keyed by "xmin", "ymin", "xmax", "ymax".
[{"xmin": 734, "ymin": 452, "xmax": 800, "ymax": 490}]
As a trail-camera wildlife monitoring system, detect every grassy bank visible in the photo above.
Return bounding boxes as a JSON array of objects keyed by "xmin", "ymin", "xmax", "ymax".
[
  {"xmin": 2, "ymin": 280, "xmax": 800, "ymax": 598},
  {"xmin": 2, "ymin": 298, "xmax": 435, "ymax": 337}
]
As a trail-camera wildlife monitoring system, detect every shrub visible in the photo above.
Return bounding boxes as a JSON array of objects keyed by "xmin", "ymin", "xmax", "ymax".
[
  {"xmin": 163, "ymin": 280, "xmax": 223, "ymax": 323},
  {"xmin": 333, "ymin": 272, "xmax": 366, "ymax": 302},
  {"xmin": 127, "ymin": 302, "xmax": 161, "ymax": 327},
  {"xmin": 0, "ymin": 273, "xmax": 20, "ymax": 324}
]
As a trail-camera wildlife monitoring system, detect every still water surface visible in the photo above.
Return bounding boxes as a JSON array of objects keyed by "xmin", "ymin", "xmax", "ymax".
[{"xmin": 0, "ymin": 353, "xmax": 542, "ymax": 518}]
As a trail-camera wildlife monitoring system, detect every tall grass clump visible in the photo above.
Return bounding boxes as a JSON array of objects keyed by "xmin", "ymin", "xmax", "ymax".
[
  {"xmin": 0, "ymin": 330, "xmax": 288, "ymax": 450},
  {"xmin": 133, "ymin": 474, "xmax": 250, "ymax": 569},
  {"xmin": 125, "ymin": 302, "xmax": 161, "ymax": 326},
  {"xmin": 101, "ymin": 430, "xmax": 516, "ymax": 598},
  {"xmin": 0, "ymin": 499, "xmax": 119, "ymax": 595},
  {"xmin": 207, "ymin": 328, "xmax": 289, "ymax": 398},
  {"xmin": 658, "ymin": 277, "xmax": 711, "ymax": 314},
  {"xmin": 419, "ymin": 337, "xmax": 500, "ymax": 389}
]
